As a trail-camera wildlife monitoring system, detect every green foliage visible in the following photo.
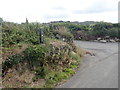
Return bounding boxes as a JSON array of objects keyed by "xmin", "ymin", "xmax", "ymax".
[
  {"xmin": 91, "ymin": 22, "xmax": 112, "ymax": 37},
  {"xmin": 66, "ymin": 22, "xmax": 119, "ymax": 40},
  {"xmin": 69, "ymin": 64, "xmax": 77, "ymax": 69},
  {"xmin": 67, "ymin": 24, "xmax": 87, "ymax": 31},
  {"xmin": 49, "ymin": 21, "xmax": 119, "ymax": 40},
  {"xmin": 47, "ymin": 41, "xmax": 72, "ymax": 68},
  {"xmin": 70, "ymin": 52, "xmax": 80, "ymax": 61},
  {"xmin": 1, "ymin": 18, "xmax": 84, "ymax": 88},
  {"xmin": 33, "ymin": 67, "xmax": 50, "ymax": 81},
  {"xmin": 3, "ymin": 54, "xmax": 24, "ymax": 70},
  {"xmin": 2, "ymin": 20, "xmax": 75, "ymax": 47},
  {"xmin": 44, "ymin": 71, "xmax": 69, "ymax": 87},
  {"xmin": 2, "ymin": 22, "xmax": 40, "ymax": 46},
  {"xmin": 108, "ymin": 28, "xmax": 118, "ymax": 38},
  {"xmin": 27, "ymin": 35, "xmax": 39, "ymax": 44},
  {"xmin": 23, "ymin": 45, "xmax": 49, "ymax": 65},
  {"xmin": 53, "ymin": 26, "xmax": 74, "ymax": 42},
  {"xmin": 43, "ymin": 25, "xmax": 54, "ymax": 38},
  {"xmin": 89, "ymin": 22, "xmax": 120, "ymax": 39},
  {"xmin": 63, "ymin": 68, "xmax": 75, "ymax": 76}
]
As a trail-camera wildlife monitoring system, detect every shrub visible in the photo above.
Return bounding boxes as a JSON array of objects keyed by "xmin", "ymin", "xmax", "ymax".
[
  {"xmin": 108, "ymin": 28, "xmax": 118, "ymax": 38},
  {"xmin": 53, "ymin": 26, "xmax": 74, "ymax": 42},
  {"xmin": 27, "ymin": 36, "xmax": 39, "ymax": 45},
  {"xmin": 23, "ymin": 45, "xmax": 49, "ymax": 66},
  {"xmin": 47, "ymin": 41, "xmax": 72, "ymax": 68},
  {"xmin": 33, "ymin": 66, "xmax": 50, "ymax": 80},
  {"xmin": 2, "ymin": 54, "xmax": 24, "ymax": 72}
]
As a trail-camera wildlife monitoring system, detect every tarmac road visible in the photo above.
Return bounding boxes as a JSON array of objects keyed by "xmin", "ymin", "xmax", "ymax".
[{"xmin": 57, "ymin": 41, "xmax": 118, "ymax": 88}]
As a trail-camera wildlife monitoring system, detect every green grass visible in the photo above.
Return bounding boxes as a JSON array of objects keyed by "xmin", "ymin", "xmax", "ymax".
[
  {"xmin": 43, "ymin": 71, "xmax": 69, "ymax": 88},
  {"xmin": 70, "ymin": 51, "xmax": 80, "ymax": 61}
]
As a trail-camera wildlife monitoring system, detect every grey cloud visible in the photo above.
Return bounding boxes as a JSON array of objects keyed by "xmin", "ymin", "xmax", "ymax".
[
  {"xmin": 43, "ymin": 6, "xmax": 69, "ymax": 21},
  {"xmin": 43, "ymin": 13, "xmax": 69, "ymax": 19},
  {"xmin": 73, "ymin": 0, "xmax": 117, "ymax": 14}
]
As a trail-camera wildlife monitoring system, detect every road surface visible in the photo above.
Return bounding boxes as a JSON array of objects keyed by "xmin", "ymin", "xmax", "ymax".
[{"xmin": 57, "ymin": 41, "xmax": 118, "ymax": 88}]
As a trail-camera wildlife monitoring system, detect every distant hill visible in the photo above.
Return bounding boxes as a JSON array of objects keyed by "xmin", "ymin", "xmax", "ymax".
[
  {"xmin": 50, "ymin": 20, "xmax": 98, "ymax": 25},
  {"xmin": 78, "ymin": 21, "xmax": 98, "ymax": 25}
]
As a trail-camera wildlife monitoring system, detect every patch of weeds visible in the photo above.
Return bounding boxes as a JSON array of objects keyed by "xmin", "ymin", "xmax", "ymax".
[
  {"xmin": 44, "ymin": 69, "xmax": 74, "ymax": 88},
  {"xmin": 63, "ymin": 68, "xmax": 75, "ymax": 76},
  {"xmin": 45, "ymin": 72, "xmax": 57, "ymax": 85},
  {"xmin": 70, "ymin": 51, "xmax": 80, "ymax": 61},
  {"xmin": 44, "ymin": 71, "xmax": 68, "ymax": 88},
  {"xmin": 33, "ymin": 66, "xmax": 50, "ymax": 82},
  {"xmin": 69, "ymin": 64, "xmax": 78, "ymax": 69}
]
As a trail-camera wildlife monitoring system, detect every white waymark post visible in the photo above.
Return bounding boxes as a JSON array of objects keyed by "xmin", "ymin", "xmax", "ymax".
[{"xmin": 39, "ymin": 28, "xmax": 44, "ymax": 44}]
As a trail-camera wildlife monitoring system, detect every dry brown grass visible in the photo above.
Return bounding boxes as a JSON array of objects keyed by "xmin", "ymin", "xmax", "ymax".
[
  {"xmin": 2, "ymin": 44, "xmax": 28, "ymax": 63},
  {"xmin": 76, "ymin": 47, "xmax": 86, "ymax": 57},
  {"xmin": 2, "ymin": 62, "xmax": 46, "ymax": 88},
  {"xmin": 13, "ymin": 44, "xmax": 28, "ymax": 54},
  {"xmin": 83, "ymin": 49, "xmax": 95, "ymax": 56}
]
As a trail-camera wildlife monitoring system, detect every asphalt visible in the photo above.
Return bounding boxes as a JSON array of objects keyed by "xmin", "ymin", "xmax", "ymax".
[{"xmin": 56, "ymin": 40, "xmax": 118, "ymax": 88}]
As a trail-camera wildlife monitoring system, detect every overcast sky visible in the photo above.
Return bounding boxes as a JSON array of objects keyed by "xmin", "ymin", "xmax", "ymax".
[{"xmin": 0, "ymin": 0, "xmax": 119, "ymax": 23}]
